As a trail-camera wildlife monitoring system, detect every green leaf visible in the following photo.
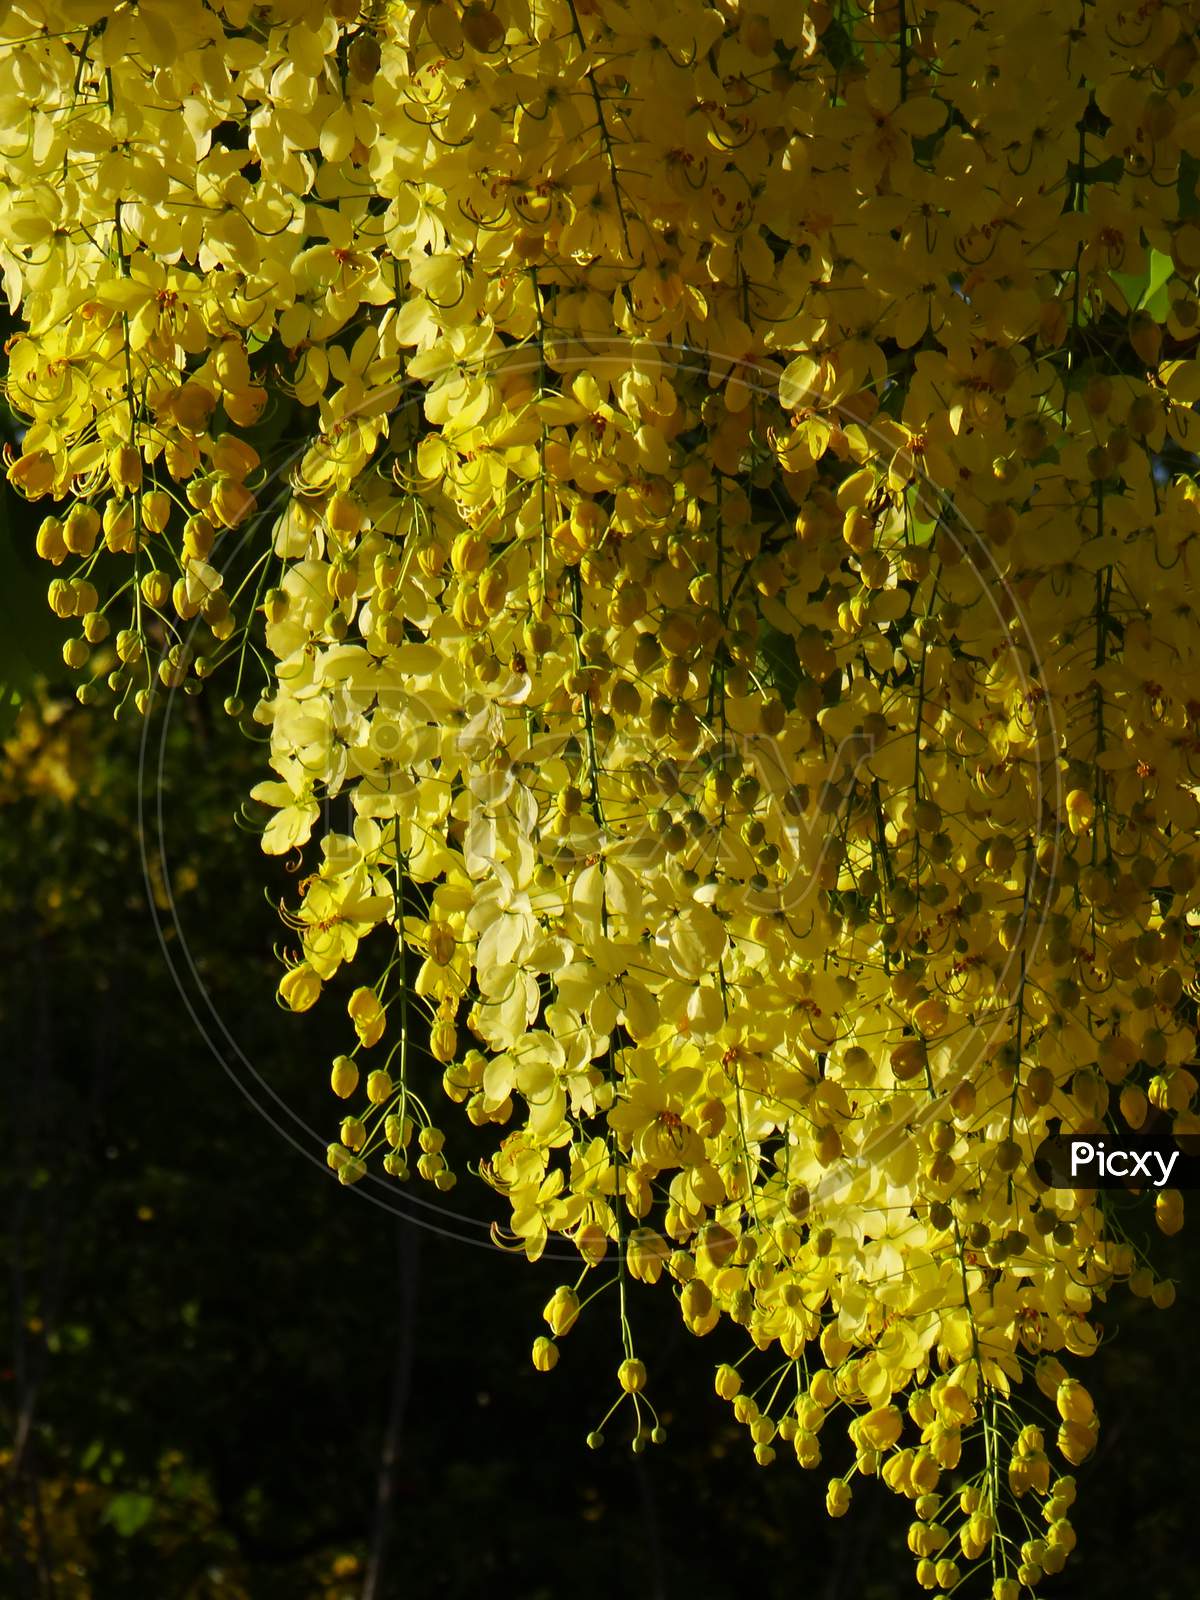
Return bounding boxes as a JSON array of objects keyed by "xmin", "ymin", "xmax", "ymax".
[
  {"xmin": 910, "ymin": 516, "xmax": 937, "ymax": 546},
  {"xmin": 1113, "ymin": 248, "xmax": 1176, "ymax": 317},
  {"xmin": 102, "ymin": 1491, "xmax": 155, "ymax": 1537},
  {"xmin": 1111, "ymin": 270, "xmax": 1144, "ymax": 315},
  {"xmin": 1144, "ymin": 280, "xmax": 1173, "ymax": 323},
  {"xmin": 904, "ymin": 485, "xmax": 937, "ymax": 545},
  {"xmin": 821, "ymin": 18, "xmax": 857, "ymax": 72},
  {"xmin": 1144, "ymin": 249, "xmax": 1174, "ymax": 308}
]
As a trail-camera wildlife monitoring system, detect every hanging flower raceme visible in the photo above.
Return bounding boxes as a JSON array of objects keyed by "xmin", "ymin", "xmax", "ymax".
[{"xmin": 4, "ymin": 0, "xmax": 1200, "ymax": 1591}]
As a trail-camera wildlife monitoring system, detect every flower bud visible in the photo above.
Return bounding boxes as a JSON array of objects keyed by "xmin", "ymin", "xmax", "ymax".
[
  {"xmin": 348, "ymin": 986, "xmax": 385, "ymax": 1046},
  {"xmin": 543, "ymin": 1286, "xmax": 580, "ymax": 1337},
  {"xmin": 430, "ymin": 1017, "xmax": 457, "ymax": 1062},
  {"xmin": 63, "ymin": 504, "xmax": 100, "ymax": 556},
  {"xmin": 618, "ymin": 1358, "xmax": 647, "ymax": 1393},
  {"xmin": 714, "ymin": 1363, "xmax": 742, "ymax": 1400},
  {"xmin": 103, "ymin": 497, "xmax": 136, "ymax": 553},
  {"xmin": 142, "ymin": 489, "xmax": 171, "ymax": 533},
  {"xmin": 826, "ymin": 1478, "xmax": 851, "ymax": 1517},
  {"xmin": 140, "ymin": 570, "xmax": 172, "ymax": 609},
  {"xmin": 532, "ymin": 1336, "xmax": 558, "ymax": 1372},
  {"xmin": 626, "ymin": 1228, "xmax": 669, "ymax": 1284},
  {"xmin": 108, "ymin": 444, "xmax": 142, "ymax": 495},
  {"xmin": 331, "ymin": 1056, "xmax": 359, "ymax": 1098},
  {"xmin": 36, "ymin": 516, "xmax": 67, "ymax": 564},
  {"xmin": 279, "ymin": 963, "xmax": 322, "ymax": 1013},
  {"xmin": 367, "ymin": 1069, "xmax": 393, "ymax": 1105}
]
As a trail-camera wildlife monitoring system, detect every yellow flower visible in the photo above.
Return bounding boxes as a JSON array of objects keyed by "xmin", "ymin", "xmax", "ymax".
[
  {"xmin": 542, "ymin": 1287, "xmax": 580, "ymax": 1338},
  {"xmin": 532, "ymin": 1336, "xmax": 559, "ymax": 1372},
  {"xmin": 7, "ymin": 448, "xmax": 56, "ymax": 497},
  {"xmin": 279, "ymin": 963, "xmax": 321, "ymax": 1013},
  {"xmin": 715, "ymin": 1364, "xmax": 742, "ymax": 1401},
  {"xmin": 618, "ymin": 1357, "xmax": 647, "ymax": 1394},
  {"xmin": 107, "ymin": 444, "xmax": 142, "ymax": 495},
  {"xmin": 348, "ymin": 986, "xmax": 385, "ymax": 1048}
]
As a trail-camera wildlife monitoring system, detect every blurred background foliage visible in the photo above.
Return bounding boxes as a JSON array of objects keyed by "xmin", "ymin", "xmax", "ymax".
[{"xmin": 0, "ymin": 476, "xmax": 1197, "ymax": 1599}]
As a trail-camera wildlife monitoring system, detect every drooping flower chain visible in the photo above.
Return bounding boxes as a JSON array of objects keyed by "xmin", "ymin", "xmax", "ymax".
[{"xmin": 5, "ymin": 1, "xmax": 1200, "ymax": 1592}]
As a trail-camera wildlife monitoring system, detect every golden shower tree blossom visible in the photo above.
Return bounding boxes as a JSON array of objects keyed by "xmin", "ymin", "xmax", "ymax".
[{"xmin": 4, "ymin": 0, "xmax": 1200, "ymax": 1592}]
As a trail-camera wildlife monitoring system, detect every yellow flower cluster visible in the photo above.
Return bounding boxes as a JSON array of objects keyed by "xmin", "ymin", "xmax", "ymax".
[{"xmin": 4, "ymin": 0, "xmax": 1200, "ymax": 1588}]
